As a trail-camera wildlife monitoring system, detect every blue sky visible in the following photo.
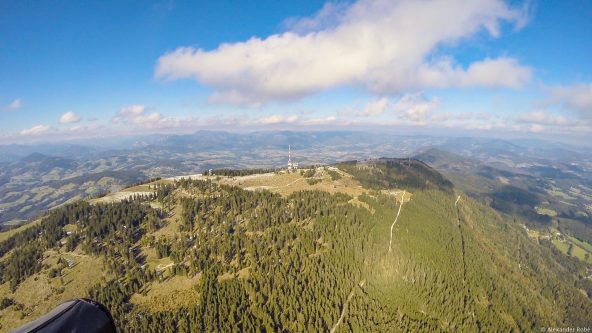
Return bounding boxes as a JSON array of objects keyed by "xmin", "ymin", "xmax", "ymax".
[{"xmin": 1, "ymin": 0, "xmax": 591, "ymax": 144}]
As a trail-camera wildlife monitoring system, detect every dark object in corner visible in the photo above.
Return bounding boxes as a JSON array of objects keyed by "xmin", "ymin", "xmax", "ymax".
[{"xmin": 10, "ymin": 299, "xmax": 116, "ymax": 333}]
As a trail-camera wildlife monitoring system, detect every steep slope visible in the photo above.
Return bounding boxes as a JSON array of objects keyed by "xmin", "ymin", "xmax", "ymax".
[
  {"xmin": 415, "ymin": 148, "xmax": 592, "ymax": 255},
  {"xmin": 338, "ymin": 159, "xmax": 592, "ymax": 331},
  {"xmin": 0, "ymin": 163, "xmax": 590, "ymax": 332}
]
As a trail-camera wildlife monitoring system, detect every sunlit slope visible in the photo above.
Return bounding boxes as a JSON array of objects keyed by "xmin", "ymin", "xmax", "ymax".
[
  {"xmin": 354, "ymin": 189, "xmax": 590, "ymax": 331},
  {"xmin": 336, "ymin": 159, "xmax": 591, "ymax": 331},
  {"xmin": 0, "ymin": 162, "xmax": 590, "ymax": 332}
]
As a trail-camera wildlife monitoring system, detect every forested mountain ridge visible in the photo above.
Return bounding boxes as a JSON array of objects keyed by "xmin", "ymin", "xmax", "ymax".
[
  {"xmin": 3, "ymin": 132, "xmax": 591, "ymax": 229},
  {"xmin": 0, "ymin": 161, "xmax": 590, "ymax": 332}
]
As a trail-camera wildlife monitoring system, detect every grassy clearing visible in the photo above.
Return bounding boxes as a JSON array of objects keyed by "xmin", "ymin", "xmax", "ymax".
[
  {"xmin": 88, "ymin": 167, "xmax": 369, "ymax": 209},
  {"xmin": 570, "ymin": 245, "xmax": 592, "ymax": 264},
  {"xmin": 381, "ymin": 189, "xmax": 412, "ymax": 203},
  {"xmin": 131, "ymin": 274, "xmax": 201, "ymax": 312},
  {"xmin": 547, "ymin": 189, "xmax": 575, "ymax": 201},
  {"xmin": 87, "ymin": 178, "xmax": 173, "ymax": 204},
  {"xmin": 151, "ymin": 205, "xmax": 181, "ymax": 239},
  {"xmin": 236, "ymin": 267, "xmax": 251, "ymax": 280},
  {"xmin": 348, "ymin": 197, "xmax": 374, "ymax": 213},
  {"xmin": 122, "ymin": 184, "xmax": 152, "ymax": 192},
  {"xmin": 212, "ymin": 168, "xmax": 395, "ymax": 216},
  {"xmin": 62, "ymin": 224, "xmax": 78, "ymax": 233},
  {"xmin": 166, "ymin": 174, "xmax": 203, "ymax": 182},
  {"xmin": 552, "ymin": 240, "xmax": 569, "ymax": 255},
  {"xmin": 89, "ymin": 190, "xmax": 154, "ymax": 204},
  {"xmin": 552, "ymin": 237, "xmax": 592, "ymax": 264},
  {"xmin": 526, "ymin": 229, "xmax": 540, "ymax": 239},
  {"xmin": 215, "ymin": 167, "xmax": 368, "ymax": 198},
  {"xmin": 498, "ymin": 176, "xmax": 510, "ymax": 185},
  {"xmin": 88, "ymin": 176, "xmax": 178, "ymax": 204},
  {"xmin": 142, "ymin": 247, "xmax": 174, "ymax": 272},
  {"xmin": 0, "ymin": 249, "xmax": 110, "ymax": 331},
  {"xmin": 565, "ymin": 234, "xmax": 592, "ymax": 253},
  {"xmin": 217, "ymin": 272, "xmax": 234, "ymax": 282},
  {"xmin": 535, "ymin": 206, "xmax": 558, "ymax": 217}
]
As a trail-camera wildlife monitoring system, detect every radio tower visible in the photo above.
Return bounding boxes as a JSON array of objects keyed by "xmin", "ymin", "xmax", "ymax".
[{"xmin": 288, "ymin": 144, "xmax": 293, "ymax": 172}]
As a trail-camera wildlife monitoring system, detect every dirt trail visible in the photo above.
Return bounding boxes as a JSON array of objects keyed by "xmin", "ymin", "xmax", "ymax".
[
  {"xmin": 388, "ymin": 190, "xmax": 406, "ymax": 253},
  {"xmin": 454, "ymin": 195, "xmax": 475, "ymax": 325},
  {"xmin": 454, "ymin": 195, "xmax": 467, "ymax": 283},
  {"xmin": 276, "ymin": 177, "xmax": 304, "ymax": 188},
  {"xmin": 157, "ymin": 262, "xmax": 175, "ymax": 272},
  {"xmin": 329, "ymin": 280, "xmax": 365, "ymax": 333}
]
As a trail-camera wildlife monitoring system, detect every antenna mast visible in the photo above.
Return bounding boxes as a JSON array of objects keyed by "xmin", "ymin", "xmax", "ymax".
[{"xmin": 288, "ymin": 145, "xmax": 293, "ymax": 172}]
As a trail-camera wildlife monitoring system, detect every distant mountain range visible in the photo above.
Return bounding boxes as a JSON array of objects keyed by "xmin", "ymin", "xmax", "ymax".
[{"xmin": 1, "ymin": 131, "xmax": 591, "ymax": 227}]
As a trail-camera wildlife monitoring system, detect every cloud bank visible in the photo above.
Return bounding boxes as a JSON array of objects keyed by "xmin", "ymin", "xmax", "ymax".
[
  {"xmin": 549, "ymin": 83, "xmax": 592, "ymax": 117},
  {"xmin": 112, "ymin": 105, "xmax": 187, "ymax": 129},
  {"xmin": 155, "ymin": 0, "xmax": 531, "ymax": 106},
  {"xmin": 20, "ymin": 124, "xmax": 51, "ymax": 136}
]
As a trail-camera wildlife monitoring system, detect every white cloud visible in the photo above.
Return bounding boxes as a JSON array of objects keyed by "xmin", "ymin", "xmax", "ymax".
[
  {"xmin": 300, "ymin": 116, "xmax": 339, "ymax": 126},
  {"xmin": 155, "ymin": 0, "xmax": 531, "ymax": 106},
  {"xmin": 282, "ymin": 2, "xmax": 349, "ymax": 34},
  {"xmin": 20, "ymin": 124, "xmax": 51, "ymax": 136},
  {"xmin": 59, "ymin": 111, "xmax": 81, "ymax": 124},
  {"xmin": 393, "ymin": 94, "xmax": 441, "ymax": 123},
  {"xmin": 357, "ymin": 97, "xmax": 390, "ymax": 117},
  {"xmin": 549, "ymin": 83, "xmax": 592, "ymax": 117},
  {"xmin": 6, "ymin": 99, "xmax": 22, "ymax": 110},
  {"xmin": 200, "ymin": 113, "xmax": 342, "ymax": 128},
  {"xmin": 528, "ymin": 124, "xmax": 545, "ymax": 133},
  {"xmin": 348, "ymin": 94, "xmax": 440, "ymax": 122},
  {"xmin": 255, "ymin": 114, "xmax": 300, "ymax": 125},
  {"xmin": 112, "ymin": 105, "xmax": 170, "ymax": 128},
  {"xmin": 515, "ymin": 110, "xmax": 573, "ymax": 126},
  {"xmin": 245, "ymin": 114, "xmax": 339, "ymax": 126}
]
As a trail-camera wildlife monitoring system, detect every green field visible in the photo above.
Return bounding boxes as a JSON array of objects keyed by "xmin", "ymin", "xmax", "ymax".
[
  {"xmin": 552, "ymin": 236, "xmax": 592, "ymax": 265},
  {"xmin": 536, "ymin": 206, "xmax": 558, "ymax": 217},
  {"xmin": 552, "ymin": 239, "xmax": 570, "ymax": 254}
]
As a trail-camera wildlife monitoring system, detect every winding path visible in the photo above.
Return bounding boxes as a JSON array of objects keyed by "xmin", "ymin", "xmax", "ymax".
[
  {"xmin": 389, "ymin": 190, "xmax": 406, "ymax": 253},
  {"xmin": 454, "ymin": 195, "xmax": 467, "ymax": 283},
  {"xmin": 329, "ymin": 280, "xmax": 365, "ymax": 333},
  {"xmin": 454, "ymin": 194, "xmax": 474, "ymax": 325},
  {"xmin": 275, "ymin": 177, "xmax": 304, "ymax": 188}
]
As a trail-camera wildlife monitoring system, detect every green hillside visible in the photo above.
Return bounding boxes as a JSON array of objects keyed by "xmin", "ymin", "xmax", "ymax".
[{"xmin": 0, "ymin": 162, "xmax": 590, "ymax": 332}]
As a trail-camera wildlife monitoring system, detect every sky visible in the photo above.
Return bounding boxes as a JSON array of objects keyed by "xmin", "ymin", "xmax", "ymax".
[{"xmin": 1, "ymin": 0, "xmax": 591, "ymax": 144}]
